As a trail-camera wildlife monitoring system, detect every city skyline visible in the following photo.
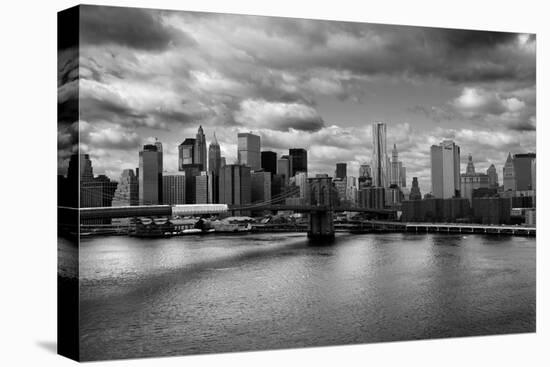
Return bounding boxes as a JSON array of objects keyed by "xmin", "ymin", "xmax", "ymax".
[
  {"xmin": 56, "ymin": 6, "xmax": 537, "ymax": 362},
  {"xmin": 58, "ymin": 5, "xmax": 536, "ymax": 195}
]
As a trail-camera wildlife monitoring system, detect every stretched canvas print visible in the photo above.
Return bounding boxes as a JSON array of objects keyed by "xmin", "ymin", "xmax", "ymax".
[{"xmin": 58, "ymin": 4, "xmax": 536, "ymax": 362}]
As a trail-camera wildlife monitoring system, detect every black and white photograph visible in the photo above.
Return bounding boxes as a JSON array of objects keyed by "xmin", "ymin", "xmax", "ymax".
[{"xmin": 55, "ymin": 3, "xmax": 537, "ymax": 363}]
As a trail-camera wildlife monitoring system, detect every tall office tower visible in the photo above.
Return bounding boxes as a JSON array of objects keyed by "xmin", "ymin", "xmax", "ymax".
[
  {"xmin": 219, "ymin": 164, "xmax": 251, "ymax": 215},
  {"xmin": 409, "ymin": 177, "xmax": 422, "ymax": 200},
  {"xmin": 503, "ymin": 153, "xmax": 516, "ymax": 191},
  {"xmin": 430, "ymin": 140, "xmax": 461, "ymax": 199},
  {"xmin": 81, "ymin": 174, "xmax": 118, "ymax": 225},
  {"xmin": 294, "ymin": 171, "xmax": 309, "ymax": 202},
  {"xmin": 289, "ymin": 148, "xmax": 308, "ymax": 176},
  {"xmin": 220, "ymin": 157, "xmax": 226, "ymax": 168},
  {"xmin": 73, "ymin": 154, "xmax": 118, "ymax": 211},
  {"xmin": 333, "ymin": 177, "xmax": 347, "ymax": 205},
  {"xmin": 487, "ymin": 164, "xmax": 499, "ymax": 188},
  {"xmin": 139, "ymin": 144, "xmax": 161, "ymax": 205},
  {"xmin": 238, "ymin": 132, "xmax": 261, "ymax": 170},
  {"xmin": 399, "ymin": 166, "xmax": 407, "ymax": 187},
  {"xmin": 153, "ymin": 138, "xmax": 163, "ymax": 203},
  {"xmin": 513, "ymin": 153, "xmax": 536, "ymax": 191},
  {"xmin": 178, "ymin": 138, "xmax": 196, "ymax": 169},
  {"xmin": 162, "ymin": 172, "xmax": 186, "ymax": 205},
  {"xmin": 346, "ymin": 176, "xmax": 358, "ymax": 205},
  {"xmin": 195, "ymin": 171, "xmax": 214, "ymax": 204},
  {"xmin": 113, "ymin": 169, "xmax": 139, "ymax": 206},
  {"xmin": 466, "ymin": 153, "xmax": 475, "ymax": 174},
  {"xmin": 335, "ymin": 163, "xmax": 347, "ymax": 179},
  {"xmin": 154, "ymin": 138, "xmax": 163, "ymax": 171},
  {"xmin": 372, "ymin": 122, "xmax": 388, "ymax": 187},
  {"xmin": 385, "ymin": 186, "xmax": 402, "ymax": 208},
  {"xmin": 276, "ymin": 157, "xmax": 290, "ymax": 185},
  {"xmin": 81, "ymin": 174, "xmax": 118, "ymax": 207},
  {"xmin": 194, "ymin": 126, "xmax": 207, "ymax": 171},
  {"xmin": 390, "ymin": 143, "xmax": 404, "ymax": 187},
  {"xmin": 359, "ymin": 163, "xmax": 371, "ymax": 178},
  {"xmin": 208, "ymin": 133, "xmax": 222, "ymax": 176},
  {"xmin": 251, "ymin": 171, "xmax": 272, "ymax": 203},
  {"xmin": 460, "ymin": 154, "xmax": 489, "ymax": 203},
  {"xmin": 67, "ymin": 153, "xmax": 94, "ymax": 182},
  {"xmin": 261, "ymin": 151, "xmax": 277, "ymax": 175}
]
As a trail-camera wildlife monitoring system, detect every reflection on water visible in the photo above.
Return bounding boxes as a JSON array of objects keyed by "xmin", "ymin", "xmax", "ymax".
[{"xmin": 70, "ymin": 232, "xmax": 535, "ymax": 361}]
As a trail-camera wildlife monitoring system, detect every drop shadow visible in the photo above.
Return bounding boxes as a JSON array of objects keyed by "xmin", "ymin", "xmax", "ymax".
[{"xmin": 36, "ymin": 340, "xmax": 57, "ymax": 354}]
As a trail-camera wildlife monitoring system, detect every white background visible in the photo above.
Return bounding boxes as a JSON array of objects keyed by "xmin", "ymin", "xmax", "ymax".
[{"xmin": 0, "ymin": 0, "xmax": 548, "ymax": 365}]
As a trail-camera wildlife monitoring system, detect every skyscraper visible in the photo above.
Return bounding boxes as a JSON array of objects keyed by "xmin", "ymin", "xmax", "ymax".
[
  {"xmin": 289, "ymin": 148, "xmax": 307, "ymax": 176},
  {"xmin": 113, "ymin": 169, "xmax": 139, "ymax": 206},
  {"xmin": 162, "ymin": 172, "xmax": 186, "ymax": 205},
  {"xmin": 195, "ymin": 171, "xmax": 214, "ymax": 204},
  {"xmin": 409, "ymin": 177, "xmax": 422, "ymax": 200},
  {"xmin": 238, "ymin": 132, "xmax": 261, "ymax": 170},
  {"xmin": 487, "ymin": 164, "xmax": 499, "ymax": 188},
  {"xmin": 153, "ymin": 138, "xmax": 163, "ymax": 203},
  {"xmin": 276, "ymin": 157, "xmax": 290, "ymax": 185},
  {"xmin": 251, "ymin": 171, "xmax": 272, "ymax": 203},
  {"xmin": 208, "ymin": 133, "xmax": 222, "ymax": 176},
  {"xmin": 81, "ymin": 174, "xmax": 118, "ymax": 225},
  {"xmin": 139, "ymin": 144, "xmax": 161, "ymax": 205},
  {"xmin": 503, "ymin": 153, "xmax": 516, "ymax": 191},
  {"xmin": 178, "ymin": 138, "xmax": 196, "ymax": 169},
  {"xmin": 74, "ymin": 154, "xmax": 118, "ymax": 212},
  {"xmin": 372, "ymin": 122, "xmax": 388, "ymax": 187},
  {"xmin": 390, "ymin": 143, "xmax": 404, "ymax": 187},
  {"xmin": 399, "ymin": 166, "xmax": 406, "ymax": 187},
  {"xmin": 513, "ymin": 153, "xmax": 536, "ymax": 191},
  {"xmin": 219, "ymin": 164, "xmax": 251, "ymax": 215},
  {"xmin": 261, "ymin": 151, "xmax": 277, "ymax": 175},
  {"xmin": 335, "ymin": 163, "xmax": 347, "ymax": 179},
  {"xmin": 430, "ymin": 140, "xmax": 460, "ymax": 199},
  {"xmin": 359, "ymin": 163, "xmax": 371, "ymax": 178},
  {"xmin": 465, "ymin": 153, "xmax": 475, "ymax": 175},
  {"xmin": 460, "ymin": 154, "xmax": 489, "ymax": 203},
  {"xmin": 194, "ymin": 126, "xmax": 207, "ymax": 171},
  {"xmin": 154, "ymin": 138, "xmax": 163, "ymax": 171},
  {"xmin": 345, "ymin": 176, "xmax": 358, "ymax": 205},
  {"xmin": 68, "ymin": 153, "xmax": 94, "ymax": 182}
]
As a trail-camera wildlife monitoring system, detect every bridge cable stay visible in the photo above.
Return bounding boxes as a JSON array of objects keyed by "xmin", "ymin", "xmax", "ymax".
[
  {"xmin": 231, "ymin": 186, "xmax": 302, "ymax": 211},
  {"xmin": 78, "ymin": 183, "xmax": 302, "ymax": 211}
]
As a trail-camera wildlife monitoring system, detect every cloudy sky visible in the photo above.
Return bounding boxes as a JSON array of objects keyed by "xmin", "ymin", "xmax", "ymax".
[{"xmin": 58, "ymin": 5, "xmax": 536, "ymax": 193}]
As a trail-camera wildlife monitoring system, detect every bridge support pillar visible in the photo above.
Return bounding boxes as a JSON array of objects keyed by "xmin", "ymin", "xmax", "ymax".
[
  {"xmin": 307, "ymin": 176, "xmax": 335, "ymax": 242},
  {"xmin": 307, "ymin": 211, "xmax": 335, "ymax": 241}
]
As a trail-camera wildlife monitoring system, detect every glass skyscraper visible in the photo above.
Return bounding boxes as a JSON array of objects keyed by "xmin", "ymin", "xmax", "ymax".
[{"xmin": 371, "ymin": 122, "xmax": 388, "ymax": 188}]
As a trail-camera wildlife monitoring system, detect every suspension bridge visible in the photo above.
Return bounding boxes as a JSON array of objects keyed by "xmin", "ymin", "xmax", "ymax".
[{"xmin": 60, "ymin": 176, "xmax": 396, "ymax": 240}]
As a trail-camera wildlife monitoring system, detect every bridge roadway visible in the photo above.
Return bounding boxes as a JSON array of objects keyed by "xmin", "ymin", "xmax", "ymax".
[
  {"xmin": 228, "ymin": 204, "xmax": 394, "ymax": 215},
  {"xmin": 70, "ymin": 204, "xmax": 395, "ymax": 220},
  {"xmin": 74, "ymin": 204, "xmax": 227, "ymax": 220}
]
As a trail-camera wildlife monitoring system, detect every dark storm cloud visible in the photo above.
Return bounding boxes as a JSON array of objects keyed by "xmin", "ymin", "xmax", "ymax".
[
  {"xmin": 152, "ymin": 108, "xmax": 206, "ymax": 125},
  {"xmin": 220, "ymin": 17, "xmax": 534, "ymax": 84},
  {"xmin": 436, "ymin": 29, "xmax": 518, "ymax": 50},
  {"xmin": 80, "ymin": 97, "xmax": 148, "ymax": 124},
  {"xmin": 80, "ymin": 5, "xmax": 196, "ymax": 51},
  {"xmin": 507, "ymin": 119, "xmax": 536, "ymax": 132}
]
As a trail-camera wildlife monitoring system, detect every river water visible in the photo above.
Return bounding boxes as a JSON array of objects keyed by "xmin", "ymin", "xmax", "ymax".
[{"xmin": 71, "ymin": 232, "xmax": 535, "ymax": 361}]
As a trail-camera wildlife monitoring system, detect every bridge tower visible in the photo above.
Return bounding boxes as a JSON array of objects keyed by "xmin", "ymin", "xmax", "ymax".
[{"xmin": 307, "ymin": 176, "xmax": 335, "ymax": 241}]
